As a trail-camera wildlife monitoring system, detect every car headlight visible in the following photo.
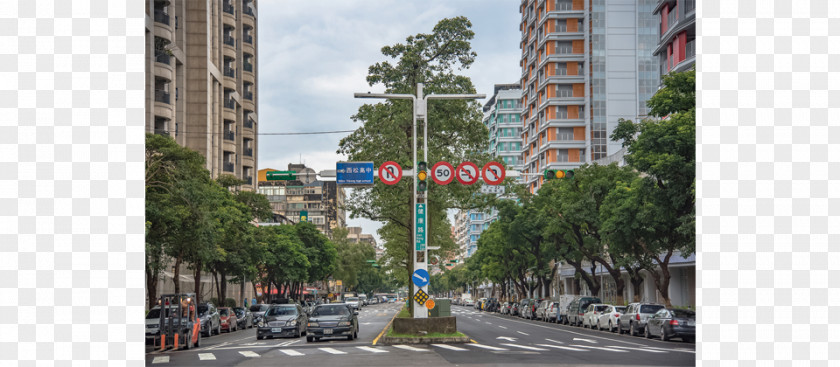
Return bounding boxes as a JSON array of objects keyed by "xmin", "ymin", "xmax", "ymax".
[
  {"xmin": 258, "ymin": 321, "xmax": 265, "ymax": 327},
  {"xmin": 338, "ymin": 321, "xmax": 351, "ymax": 326},
  {"xmin": 307, "ymin": 322, "xmax": 318, "ymax": 327}
]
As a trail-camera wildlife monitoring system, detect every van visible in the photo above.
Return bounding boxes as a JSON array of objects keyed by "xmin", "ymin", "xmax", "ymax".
[
  {"xmin": 553, "ymin": 295, "xmax": 576, "ymax": 324},
  {"xmin": 566, "ymin": 296, "xmax": 601, "ymax": 326}
]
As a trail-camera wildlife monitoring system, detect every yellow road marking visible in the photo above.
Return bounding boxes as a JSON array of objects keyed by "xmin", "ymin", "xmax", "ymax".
[{"xmin": 372, "ymin": 306, "xmax": 402, "ymax": 346}]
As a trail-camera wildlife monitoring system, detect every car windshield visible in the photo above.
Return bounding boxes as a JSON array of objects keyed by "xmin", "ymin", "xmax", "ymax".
[
  {"xmin": 266, "ymin": 306, "xmax": 297, "ymax": 317},
  {"xmin": 594, "ymin": 305, "xmax": 609, "ymax": 312},
  {"xmin": 615, "ymin": 307, "xmax": 626, "ymax": 313},
  {"xmin": 197, "ymin": 306, "xmax": 209, "ymax": 315},
  {"xmin": 146, "ymin": 308, "xmax": 172, "ymax": 319},
  {"xmin": 313, "ymin": 305, "xmax": 350, "ymax": 317},
  {"xmin": 249, "ymin": 305, "xmax": 268, "ymax": 312},
  {"xmin": 346, "ymin": 297, "xmax": 359, "ymax": 302},
  {"xmin": 234, "ymin": 309, "xmax": 245, "ymax": 317},
  {"xmin": 640, "ymin": 305, "xmax": 665, "ymax": 314},
  {"xmin": 219, "ymin": 309, "xmax": 229, "ymax": 316},
  {"xmin": 671, "ymin": 309, "xmax": 695, "ymax": 319}
]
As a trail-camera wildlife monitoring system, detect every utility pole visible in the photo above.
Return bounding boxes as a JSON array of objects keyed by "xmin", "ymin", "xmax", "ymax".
[{"xmin": 355, "ymin": 83, "xmax": 484, "ymax": 318}]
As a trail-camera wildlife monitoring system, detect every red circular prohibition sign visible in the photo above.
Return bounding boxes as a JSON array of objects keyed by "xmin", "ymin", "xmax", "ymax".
[
  {"xmin": 455, "ymin": 162, "xmax": 479, "ymax": 185},
  {"xmin": 378, "ymin": 161, "xmax": 402, "ymax": 185},
  {"xmin": 482, "ymin": 161, "xmax": 506, "ymax": 185},
  {"xmin": 431, "ymin": 161, "xmax": 455, "ymax": 185}
]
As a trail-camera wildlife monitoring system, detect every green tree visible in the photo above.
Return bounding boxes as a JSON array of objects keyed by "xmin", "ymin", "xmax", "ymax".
[
  {"xmin": 337, "ymin": 17, "xmax": 498, "ymax": 314},
  {"xmin": 608, "ymin": 69, "xmax": 695, "ymax": 306},
  {"xmin": 257, "ymin": 225, "xmax": 310, "ymax": 301},
  {"xmin": 295, "ymin": 222, "xmax": 337, "ymax": 300}
]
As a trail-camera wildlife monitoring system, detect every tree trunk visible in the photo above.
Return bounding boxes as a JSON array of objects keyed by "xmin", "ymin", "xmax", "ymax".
[
  {"xmin": 598, "ymin": 256, "xmax": 626, "ymax": 305},
  {"xmin": 252, "ymin": 282, "xmax": 259, "ymax": 304},
  {"xmin": 240, "ymin": 278, "xmax": 246, "ymax": 307},
  {"xmin": 650, "ymin": 264, "xmax": 672, "ymax": 307},
  {"xmin": 173, "ymin": 257, "xmax": 183, "ymax": 295},
  {"xmin": 219, "ymin": 270, "xmax": 228, "ymax": 304},
  {"xmin": 573, "ymin": 277, "xmax": 580, "ymax": 295},
  {"xmin": 192, "ymin": 261, "xmax": 201, "ymax": 304},
  {"xmin": 213, "ymin": 272, "xmax": 222, "ymax": 303},
  {"xmin": 146, "ymin": 264, "xmax": 159, "ymax": 310},
  {"xmin": 624, "ymin": 265, "xmax": 645, "ymax": 303}
]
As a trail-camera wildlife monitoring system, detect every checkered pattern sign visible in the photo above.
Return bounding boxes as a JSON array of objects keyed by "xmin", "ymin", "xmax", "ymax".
[{"xmin": 413, "ymin": 289, "xmax": 429, "ymax": 306}]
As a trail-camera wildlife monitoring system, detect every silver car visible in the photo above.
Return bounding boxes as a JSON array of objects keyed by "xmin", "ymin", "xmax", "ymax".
[
  {"xmin": 596, "ymin": 305, "xmax": 626, "ymax": 332},
  {"xmin": 617, "ymin": 303, "xmax": 665, "ymax": 336}
]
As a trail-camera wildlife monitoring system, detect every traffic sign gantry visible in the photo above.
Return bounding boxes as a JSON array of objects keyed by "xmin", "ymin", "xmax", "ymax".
[
  {"xmin": 336, "ymin": 162, "xmax": 374, "ymax": 186},
  {"xmin": 455, "ymin": 162, "xmax": 479, "ymax": 185},
  {"xmin": 482, "ymin": 161, "xmax": 505, "ymax": 185},
  {"xmin": 378, "ymin": 161, "xmax": 402, "ymax": 185},
  {"xmin": 266, "ymin": 170, "xmax": 296, "ymax": 181},
  {"xmin": 431, "ymin": 161, "xmax": 454, "ymax": 185}
]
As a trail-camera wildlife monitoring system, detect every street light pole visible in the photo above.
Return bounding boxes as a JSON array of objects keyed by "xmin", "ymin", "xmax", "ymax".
[{"xmin": 355, "ymin": 83, "xmax": 484, "ymax": 319}]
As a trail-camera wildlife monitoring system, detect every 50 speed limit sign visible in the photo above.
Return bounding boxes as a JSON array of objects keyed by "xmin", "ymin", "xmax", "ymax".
[{"xmin": 431, "ymin": 161, "xmax": 454, "ymax": 185}]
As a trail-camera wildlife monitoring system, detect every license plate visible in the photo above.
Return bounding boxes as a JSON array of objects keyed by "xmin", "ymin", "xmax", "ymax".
[
  {"xmin": 324, "ymin": 328, "xmax": 332, "ymax": 335},
  {"xmin": 688, "ymin": 320, "xmax": 695, "ymax": 326},
  {"xmin": 271, "ymin": 328, "xmax": 283, "ymax": 332}
]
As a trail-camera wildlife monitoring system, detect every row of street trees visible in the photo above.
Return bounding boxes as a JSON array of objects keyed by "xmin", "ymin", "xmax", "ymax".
[{"xmin": 432, "ymin": 70, "xmax": 695, "ymax": 307}]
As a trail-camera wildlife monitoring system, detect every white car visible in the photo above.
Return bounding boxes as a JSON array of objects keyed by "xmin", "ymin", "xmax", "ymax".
[
  {"xmin": 344, "ymin": 297, "xmax": 362, "ymax": 310},
  {"xmin": 596, "ymin": 305, "xmax": 626, "ymax": 332},
  {"xmin": 582, "ymin": 303, "xmax": 611, "ymax": 328}
]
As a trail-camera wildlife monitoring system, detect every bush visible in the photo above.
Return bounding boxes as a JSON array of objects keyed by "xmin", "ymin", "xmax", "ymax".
[{"xmin": 224, "ymin": 298, "xmax": 237, "ymax": 307}]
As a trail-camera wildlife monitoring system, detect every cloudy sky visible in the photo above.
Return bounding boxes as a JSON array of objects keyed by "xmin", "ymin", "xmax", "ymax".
[{"xmin": 256, "ymin": 0, "xmax": 522, "ymax": 242}]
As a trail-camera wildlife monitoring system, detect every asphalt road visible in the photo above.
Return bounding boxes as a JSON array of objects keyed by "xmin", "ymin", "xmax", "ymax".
[{"xmin": 146, "ymin": 303, "xmax": 695, "ymax": 366}]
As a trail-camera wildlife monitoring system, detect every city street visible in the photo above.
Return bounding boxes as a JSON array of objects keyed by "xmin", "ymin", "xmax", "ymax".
[{"xmin": 146, "ymin": 303, "xmax": 694, "ymax": 366}]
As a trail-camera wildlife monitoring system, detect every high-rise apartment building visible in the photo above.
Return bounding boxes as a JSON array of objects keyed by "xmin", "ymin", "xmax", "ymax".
[
  {"xmin": 483, "ymin": 84, "xmax": 525, "ymax": 169},
  {"xmin": 146, "ymin": 0, "xmax": 259, "ymax": 190},
  {"xmin": 653, "ymin": 0, "xmax": 696, "ymax": 76},
  {"xmin": 518, "ymin": 0, "xmax": 659, "ymax": 193},
  {"xmin": 256, "ymin": 165, "xmax": 347, "ymax": 237}
]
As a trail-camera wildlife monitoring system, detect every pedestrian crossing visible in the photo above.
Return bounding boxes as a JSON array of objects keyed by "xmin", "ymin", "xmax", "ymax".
[{"xmin": 148, "ymin": 342, "xmax": 681, "ymax": 363}]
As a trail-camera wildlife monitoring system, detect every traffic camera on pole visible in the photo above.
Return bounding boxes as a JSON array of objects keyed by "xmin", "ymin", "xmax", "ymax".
[
  {"xmin": 544, "ymin": 169, "xmax": 575, "ymax": 180},
  {"xmin": 417, "ymin": 161, "xmax": 428, "ymax": 192}
]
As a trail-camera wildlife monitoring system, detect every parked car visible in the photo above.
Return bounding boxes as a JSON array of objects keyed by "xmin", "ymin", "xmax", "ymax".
[
  {"xmin": 359, "ymin": 295, "xmax": 368, "ymax": 306},
  {"xmin": 306, "ymin": 303, "xmax": 359, "ymax": 342},
  {"xmin": 218, "ymin": 307, "xmax": 239, "ymax": 333},
  {"xmin": 566, "ymin": 296, "xmax": 602, "ymax": 326},
  {"xmin": 553, "ymin": 295, "xmax": 577, "ymax": 324},
  {"xmin": 517, "ymin": 299, "xmax": 530, "ymax": 318},
  {"xmin": 344, "ymin": 296, "xmax": 362, "ymax": 310},
  {"xmin": 145, "ymin": 306, "xmax": 177, "ymax": 343},
  {"xmin": 233, "ymin": 307, "xmax": 253, "ymax": 329},
  {"xmin": 524, "ymin": 299, "xmax": 541, "ymax": 320},
  {"xmin": 197, "ymin": 303, "xmax": 221, "ymax": 337},
  {"xmin": 249, "ymin": 304, "xmax": 271, "ymax": 326},
  {"xmin": 582, "ymin": 304, "xmax": 610, "ymax": 328},
  {"xmin": 645, "ymin": 308, "xmax": 695, "ymax": 342},
  {"xmin": 499, "ymin": 302, "xmax": 509, "ymax": 315},
  {"xmin": 596, "ymin": 305, "xmax": 626, "ymax": 332},
  {"xmin": 257, "ymin": 303, "xmax": 308, "ymax": 339},
  {"xmin": 535, "ymin": 300, "xmax": 551, "ymax": 321},
  {"xmin": 617, "ymin": 303, "xmax": 665, "ymax": 336},
  {"xmin": 546, "ymin": 302, "xmax": 561, "ymax": 323},
  {"xmin": 463, "ymin": 298, "xmax": 474, "ymax": 307},
  {"xmin": 510, "ymin": 302, "xmax": 520, "ymax": 316}
]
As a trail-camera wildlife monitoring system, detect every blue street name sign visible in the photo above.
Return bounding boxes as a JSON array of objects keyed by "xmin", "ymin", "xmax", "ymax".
[
  {"xmin": 412, "ymin": 269, "xmax": 430, "ymax": 288},
  {"xmin": 336, "ymin": 162, "xmax": 374, "ymax": 186},
  {"xmin": 415, "ymin": 204, "xmax": 426, "ymax": 251}
]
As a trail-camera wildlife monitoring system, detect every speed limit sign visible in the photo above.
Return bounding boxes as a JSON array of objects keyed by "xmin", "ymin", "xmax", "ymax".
[{"xmin": 431, "ymin": 161, "xmax": 454, "ymax": 185}]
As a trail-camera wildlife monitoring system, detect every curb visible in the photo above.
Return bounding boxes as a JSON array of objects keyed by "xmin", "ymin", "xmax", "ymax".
[
  {"xmin": 378, "ymin": 335, "xmax": 471, "ymax": 345},
  {"xmin": 371, "ymin": 305, "xmax": 403, "ymax": 346}
]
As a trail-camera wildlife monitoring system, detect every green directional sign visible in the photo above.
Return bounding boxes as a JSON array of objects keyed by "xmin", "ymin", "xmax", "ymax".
[
  {"xmin": 266, "ymin": 170, "xmax": 296, "ymax": 181},
  {"xmin": 415, "ymin": 204, "xmax": 426, "ymax": 251}
]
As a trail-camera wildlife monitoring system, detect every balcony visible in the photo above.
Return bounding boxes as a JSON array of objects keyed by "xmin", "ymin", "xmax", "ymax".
[
  {"xmin": 155, "ymin": 52, "xmax": 171, "ymax": 65},
  {"xmin": 243, "ymin": 5, "xmax": 254, "ymax": 17},
  {"xmin": 686, "ymin": 40, "xmax": 696, "ymax": 59},
  {"xmin": 243, "ymin": 63, "xmax": 253, "ymax": 72},
  {"xmin": 223, "ymin": 3, "xmax": 235, "ymax": 15},
  {"xmin": 244, "ymin": 147, "xmax": 253, "ymax": 157},
  {"xmin": 244, "ymin": 92, "xmax": 253, "ymax": 100},
  {"xmin": 224, "ymin": 99, "xmax": 235, "ymax": 110},
  {"xmin": 244, "ymin": 119, "xmax": 253, "ymax": 129},
  {"xmin": 153, "ymin": 10, "xmax": 170, "ymax": 25},
  {"xmin": 243, "ymin": 34, "xmax": 253, "ymax": 44},
  {"xmin": 223, "ymin": 162, "xmax": 235, "ymax": 172},
  {"xmin": 224, "ymin": 130, "xmax": 235, "ymax": 141},
  {"xmin": 245, "ymin": 176, "xmax": 253, "ymax": 185},
  {"xmin": 224, "ymin": 66, "xmax": 236, "ymax": 78},
  {"xmin": 154, "ymin": 90, "xmax": 170, "ymax": 104},
  {"xmin": 223, "ymin": 35, "xmax": 236, "ymax": 47}
]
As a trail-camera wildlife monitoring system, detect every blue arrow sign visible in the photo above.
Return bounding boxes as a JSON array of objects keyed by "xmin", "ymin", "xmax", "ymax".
[{"xmin": 412, "ymin": 269, "xmax": 429, "ymax": 288}]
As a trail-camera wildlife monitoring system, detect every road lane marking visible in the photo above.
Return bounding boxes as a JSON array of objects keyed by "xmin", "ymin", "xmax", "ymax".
[
  {"xmin": 635, "ymin": 346, "xmax": 696, "ymax": 354},
  {"xmin": 319, "ymin": 347, "xmax": 347, "ymax": 354},
  {"xmin": 468, "ymin": 344, "xmax": 508, "ymax": 351},
  {"xmin": 197, "ymin": 353, "xmax": 216, "ymax": 360},
  {"xmin": 280, "ymin": 349, "xmax": 304, "ymax": 356},
  {"xmin": 151, "ymin": 356, "xmax": 169, "ymax": 364},
  {"xmin": 356, "ymin": 346, "xmax": 388, "ymax": 353},
  {"xmin": 500, "ymin": 343, "xmax": 548, "ymax": 351},
  {"xmin": 239, "ymin": 351, "xmax": 261, "ymax": 357},
  {"xmin": 486, "ymin": 313, "xmax": 655, "ymax": 347},
  {"xmin": 536, "ymin": 344, "xmax": 586, "ymax": 352},
  {"xmin": 516, "ymin": 331, "xmax": 530, "ymax": 336},
  {"xmin": 485, "ymin": 322, "xmax": 493, "ymax": 325},
  {"xmin": 573, "ymin": 337, "xmax": 597, "ymax": 344},
  {"xmin": 606, "ymin": 345, "xmax": 666, "ymax": 353},
  {"xmin": 431, "ymin": 344, "xmax": 468, "ymax": 351},
  {"xmin": 546, "ymin": 338, "xmax": 564, "ymax": 344},
  {"xmin": 570, "ymin": 345, "xmax": 627, "ymax": 352},
  {"xmin": 393, "ymin": 344, "xmax": 429, "ymax": 352},
  {"xmin": 499, "ymin": 326, "xmax": 507, "ymax": 329}
]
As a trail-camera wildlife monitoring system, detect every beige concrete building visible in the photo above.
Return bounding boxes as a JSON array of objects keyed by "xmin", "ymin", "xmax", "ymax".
[
  {"xmin": 146, "ymin": 0, "xmax": 259, "ymax": 190},
  {"xmin": 345, "ymin": 226, "xmax": 377, "ymax": 247}
]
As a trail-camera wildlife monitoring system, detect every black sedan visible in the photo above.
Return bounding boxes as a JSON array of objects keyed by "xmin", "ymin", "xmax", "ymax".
[
  {"xmin": 645, "ymin": 308, "xmax": 695, "ymax": 342},
  {"xmin": 256, "ymin": 304, "xmax": 308, "ymax": 340},
  {"xmin": 306, "ymin": 303, "xmax": 359, "ymax": 342},
  {"xmin": 233, "ymin": 307, "xmax": 253, "ymax": 329}
]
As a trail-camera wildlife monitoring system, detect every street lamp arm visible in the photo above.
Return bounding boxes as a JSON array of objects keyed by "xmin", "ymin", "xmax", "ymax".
[
  {"xmin": 353, "ymin": 93, "xmax": 415, "ymax": 100},
  {"xmin": 425, "ymin": 94, "xmax": 486, "ymax": 101}
]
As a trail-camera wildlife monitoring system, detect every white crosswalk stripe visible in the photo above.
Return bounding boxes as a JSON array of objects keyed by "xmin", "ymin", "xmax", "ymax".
[
  {"xmin": 356, "ymin": 346, "xmax": 388, "ymax": 353},
  {"xmin": 536, "ymin": 344, "xmax": 587, "ymax": 351},
  {"xmin": 319, "ymin": 347, "xmax": 347, "ymax": 354},
  {"xmin": 606, "ymin": 345, "xmax": 667, "ymax": 353},
  {"xmin": 197, "ymin": 353, "xmax": 216, "ymax": 360},
  {"xmin": 570, "ymin": 345, "xmax": 627, "ymax": 352},
  {"xmin": 239, "ymin": 351, "xmax": 261, "ymax": 357},
  {"xmin": 468, "ymin": 343, "xmax": 508, "ymax": 351},
  {"xmin": 151, "ymin": 356, "xmax": 169, "ymax": 364},
  {"xmin": 280, "ymin": 349, "xmax": 305, "ymax": 356},
  {"xmin": 431, "ymin": 344, "xmax": 469, "ymax": 351},
  {"xmin": 499, "ymin": 343, "xmax": 549, "ymax": 351},
  {"xmin": 392, "ymin": 344, "xmax": 429, "ymax": 352}
]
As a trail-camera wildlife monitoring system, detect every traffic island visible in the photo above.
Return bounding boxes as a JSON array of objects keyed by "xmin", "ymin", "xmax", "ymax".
[{"xmin": 378, "ymin": 316, "xmax": 471, "ymax": 345}]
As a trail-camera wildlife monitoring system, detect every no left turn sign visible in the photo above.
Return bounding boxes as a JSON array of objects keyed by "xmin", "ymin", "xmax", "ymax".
[
  {"xmin": 455, "ymin": 162, "xmax": 479, "ymax": 185},
  {"xmin": 431, "ymin": 161, "xmax": 454, "ymax": 185},
  {"xmin": 482, "ymin": 161, "xmax": 505, "ymax": 185},
  {"xmin": 378, "ymin": 161, "xmax": 402, "ymax": 185}
]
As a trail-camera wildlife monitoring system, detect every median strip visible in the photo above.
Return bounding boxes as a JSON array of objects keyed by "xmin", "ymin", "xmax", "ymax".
[{"xmin": 372, "ymin": 305, "xmax": 403, "ymax": 345}]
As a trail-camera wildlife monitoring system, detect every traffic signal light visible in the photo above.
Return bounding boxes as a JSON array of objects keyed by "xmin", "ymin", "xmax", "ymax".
[
  {"xmin": 417, "ymin": 161, "xmax": 428, "ymax": 191},
  {"xmin": 544, "ymin": 169, "xmax": 575, "ymax": 180}
]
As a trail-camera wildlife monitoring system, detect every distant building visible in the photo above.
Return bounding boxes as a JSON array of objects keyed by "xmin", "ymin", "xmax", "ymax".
[
  {"xmin": 256, "ymin": 164, "xmax": 346, "ymax": 236},
  {"xmin": 654, "ymin": 0, "xmax": 696, "ymax": 76},
  {"xmin": 345, "ymin": 226, "xmax": 377, "ymax": 247}
]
